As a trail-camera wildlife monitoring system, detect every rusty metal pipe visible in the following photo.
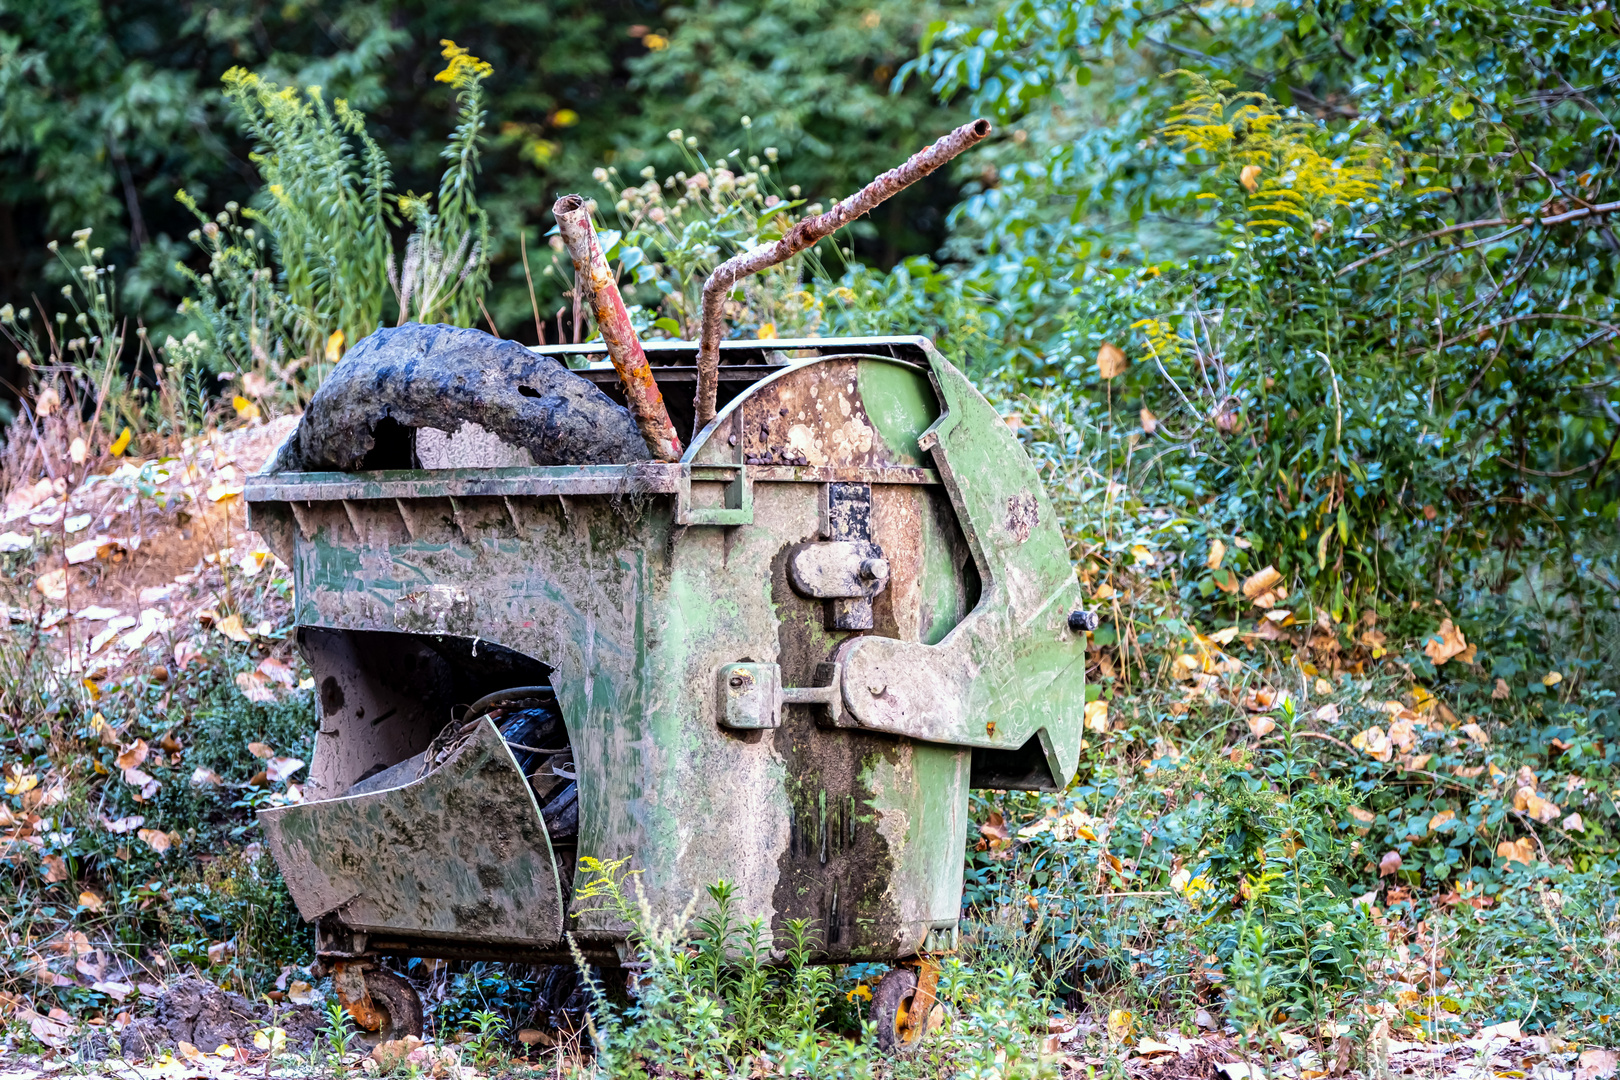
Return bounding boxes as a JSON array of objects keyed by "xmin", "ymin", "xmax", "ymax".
[
  {"xmin": 554, "ymin": 195, "xmax": 683, "ymax": 462},
  {"xmin": 692, "ymin": 118, "xmax": 992, "ymax": 433}
]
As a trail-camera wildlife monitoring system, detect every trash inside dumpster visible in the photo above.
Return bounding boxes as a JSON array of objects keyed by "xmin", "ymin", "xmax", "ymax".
[{"xmin": 245, "ymin": 119, "xmax": 1088, "ymax": 1056}]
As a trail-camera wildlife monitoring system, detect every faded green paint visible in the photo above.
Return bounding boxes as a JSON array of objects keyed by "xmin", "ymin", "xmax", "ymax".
[
  {"xmin": 856, "ymin": 361, "xmax": 939, "ymax": 465},
  {"xmin": 248, "ymin": 340, "xmax": 1083, "ymax": 965}
]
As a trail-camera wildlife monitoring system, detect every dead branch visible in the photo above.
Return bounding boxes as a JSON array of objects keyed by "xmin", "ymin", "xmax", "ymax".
[
  {"xmin": 1337, "ymin": 199, "xmax": 1620, "ymax": 277},
  {"xmin": 692, "ymin": 117, "xmax": 992, "ymax": 431},
  {"xmin": 555, "ymin": 194, "xmax": 683, "ymax": 462}
]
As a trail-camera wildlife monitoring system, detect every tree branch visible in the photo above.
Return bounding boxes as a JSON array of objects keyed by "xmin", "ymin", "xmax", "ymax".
[{"xmin": 692, "ymin": 118, "xmax": 990, "ymax": 431}]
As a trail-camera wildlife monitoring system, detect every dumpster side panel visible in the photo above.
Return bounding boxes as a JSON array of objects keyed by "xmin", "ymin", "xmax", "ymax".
[{"xmin": 260, "ymin": 719, "xmax": 565, "ymax": 945}]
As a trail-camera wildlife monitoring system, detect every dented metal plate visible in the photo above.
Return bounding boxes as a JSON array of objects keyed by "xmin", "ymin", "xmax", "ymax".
[{"xmin": 259, "ymin": 718, "xmax": 565, "ymax": 946}]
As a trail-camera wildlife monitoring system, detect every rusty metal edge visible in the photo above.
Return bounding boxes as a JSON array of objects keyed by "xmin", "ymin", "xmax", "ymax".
[{"xmin": 682, "ymin": 352, "xmax": 932, "ymax": 465}]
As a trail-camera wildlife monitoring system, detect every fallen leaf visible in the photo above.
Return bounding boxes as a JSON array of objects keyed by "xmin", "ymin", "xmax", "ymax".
[
  {"xmin": 1206, "ymin": 538, "xmax": 1226, "ymax": 570},
  {"xmin": 1424, "ymin": 618, "xmax": 1468, "ymax": 665},
  {"xmin": 1139, "ymin": 408, "xmax": 1158, "ymax": 434},
  {"xmin": 1563, "ymin": 812, "xmax": 1585, "ymax": 832},
  {"xmin": 1577, "ymin": 1049, "xmax": 1618, "ymax": 1080},
  {"xmin": 77, "ymin": 890, "xmax": 104, "ymax": 912},
  {"xmin": 92, "ymin": 980, "xmax": 133, "ymax": 1002},
  {"xmin": 1543, "ymin": 670, "xmax": 1563, "ymax": 687},
  {"xmin": 978, "ymin": 812, "xmax": 1009, "ymax": 842},
  {"xmin": 1315, "ymin": 702, "xmax": 1341, "ymax": 722},
  {"xmin": 1492, "ymin": 678, "xmax": 1511, "ymax": 700},
  {"xmin": 1351, "ymin": 725, "xmax": 1393, "ymax": 762},
  {"xmin": 1208, "ymin": 625, "xmax": 1241, "ymax": 645},
  {"xmin": 1241, "ymin": 565, "xmax": 1282, "ymax": 600},
  {"xmin": 191, "ymin": 767, "xmax": 224, "ymax": 787},
  {"xmin": 252, "ymin": 1025, "xmax": 286, "ymax": 1053},
  {"xmin": 266, "ymin": 756, "xmax": 305, "ymax": 784},
  {"xmin": 1097, "ymin": 343, "xmax": 1127, "ymax": 379},
  {"xmin": 114, "ymin": 738, "xmax": 149, "ymax": 772},
  {"xmin": 102, "ymin": 814, "xmax": 144, "ymax": 834},
  {"xmin": 1106, "ymin": 1008, "xmax": 1134, "ymax": 1045},
  {"xmin": 1240, "ymin": 164, "xmax": 1262, "ymax": 193},
  {"xmin": 69, "ymin": 437, "xmax": 87, "ymax": 464},
  {"xmin": 1378, "ymin": 850, "xmax": 1402, "ymax": 877},
  {"xmin": 286, "ymin": 980, "xmax": 320, "ymax": 1007},
  {"xmin": 1461, "ymin": 722, "xmax": 1490, "ymax": 746},
  {"xmin": 35, "ymin": 568, "xmax": 68, "ymax": 601},
  {"xmin": 235, "ymin": 671, "xmax": 276, "ymax": 703},
  {"xmin": 215, "ymin": 613, "xmax": 250, "ymax": 642},
  {"xmin": 1137, "ymin": 1038, "xmax": 1178, "ymax": 1056},
  {"xmin": 1513, "ymin": 786, "xmax": 1561, "ymax": 823},
  {"xmin": 247, "ymin": 741, "xmax": 274, "ymax": 760},
  {"xmin": 1427, "ymin": 810, "xmax": 1456, "ymax": 834},
  {"xmin": 258, "ymin": 657, "xmax": 297, "ymax": 686},
  {"xmin": 1495, "ymin": 837, "xmax": 1537, "ymax": 865},
  {"xmin": 137, "ymin": 828, "xmax": 172, "ymax": 853},
  {"xmin": 1083, "ymin": 699, "xmax": 1110, "ymax": 733},
  {"xmin": 1247, "ymin": 714, "xmax": 1276, "ymax": 738}
]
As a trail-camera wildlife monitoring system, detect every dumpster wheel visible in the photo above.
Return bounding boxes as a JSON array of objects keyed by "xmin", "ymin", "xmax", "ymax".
[
  {"xmin": 333, "ymin": 962, "xmax": 424, "ymax": 1047},
  {"xmin": 871, "ymin": 962, "xmax": 943, "ymax": 1056}
]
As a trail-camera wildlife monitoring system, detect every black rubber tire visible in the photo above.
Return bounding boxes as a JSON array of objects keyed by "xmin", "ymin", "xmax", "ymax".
[
  {"xmin": 354, "ymin": 967, "xmax": 424, "ymax": 1047},
  {"xmin": 871, "ymin": 967, "xmax": 926, "ymax": 1056}
]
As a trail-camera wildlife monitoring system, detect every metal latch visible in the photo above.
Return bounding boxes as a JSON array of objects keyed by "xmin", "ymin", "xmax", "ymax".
[
  {"xmin": 717, "ymin": 662, "xmax": 841, "ymax": 730},
  {"xmin": 795, "ymin": 481, "xmax": 888, "ymax": 630}
]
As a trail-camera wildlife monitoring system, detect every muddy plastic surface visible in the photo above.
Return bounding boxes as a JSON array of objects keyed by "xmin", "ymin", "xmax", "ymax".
[{"xmin": 272, "ymin": 323, "xmax": 648, "ymax": 473}]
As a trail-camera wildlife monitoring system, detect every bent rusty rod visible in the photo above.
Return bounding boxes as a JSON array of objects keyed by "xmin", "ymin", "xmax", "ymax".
[
  {"xmin": 692, "ymin": 117, "xmax": 992, "ymax": 433},
  {"xmin": 554, "ymin": 194, "xmax": 684, "ymax": 462}
]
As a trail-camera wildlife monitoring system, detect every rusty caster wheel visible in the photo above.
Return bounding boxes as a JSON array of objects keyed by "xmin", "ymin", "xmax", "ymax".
[
  {"xmin": 871, "ymin": 962, "xmax": 944, "ymax": 1056},
  {"xmin": 332, "ymin": 962, "xmax": 424, "ymax": 1047}
]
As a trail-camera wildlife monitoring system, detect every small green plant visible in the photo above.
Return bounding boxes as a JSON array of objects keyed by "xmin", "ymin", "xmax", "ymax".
[
  {"xmin": 322, "ymin": 1000, "xmax": 359, "ymax": 1068},
  {"xmin": 463, "ymin": 1008, "xmax": 507, "ymax": 1067}
]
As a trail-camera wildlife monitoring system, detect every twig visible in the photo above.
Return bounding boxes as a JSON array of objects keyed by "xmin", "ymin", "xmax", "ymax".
[
  {"xmin": 692, "ymin": 118, "xmax": 991, "ymax": 430},
  {"xmin": 520, "ymin": 233, "xmax": 545, "ymax": 345},
  {"xmin": 1337, "ymin": 200, "xmax": 1620, "ymax": 277},
  {"xmin": 554, "ymin": 195, "xmax": 683, "ymax": 462}
]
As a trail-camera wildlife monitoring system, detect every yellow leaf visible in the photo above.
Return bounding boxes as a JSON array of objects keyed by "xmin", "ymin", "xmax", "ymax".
[
  {"xmin": 231, "ymin": 396, "xmax": 261, "ymax": 421},
  {"xmin": 325, "ymin": 329, "xmax": 345, "ymax": 364},
  {"xmin": 1208, "ymin": 625, "xmax": 1240, "ymax": 645},
  {"xmin": 215, "ymin": 613, "xmax": 250, "ymax": 643},
  {"xmin": 1206, "ymin": 538, "xmax": 1226, "ymax": 570},
  {"xmin": 755, "ymin": 322, "xmax": 777, "ymax": 340},
  {"xmin": 1240, "ymin": 164, "xmax": 1262, "ymax": 193},
  {"xmin": 1247, "ymin": 714, "xmax": 1276, "ymax": 738},
  {"xmin": 78, "ymin": 890, "xmax": 104, "ymax": 912},
  {"xmin": 1428, "ymin": 809, "xmax": 1456, "ymax": 834},
  {"xmin": 5, "ymin": 771, "xmax": 38, "ymax": 795},
  {"xmin": 1096, "ymin": 342, "xmax": 1127, "ymax": 379},
  {"xmin": 1106, "ymin": 1008, "xmax": 1134, "ymax": 1045},
  {"xmin": 1139, "ymin": 407, "xmax": 1158, "ymax": 434},
  {"xmin": 109, "ymin": 427, "xmax": 132, "ymax": 457},
  {"xmin": 1083, "ymin": 699, "xmax": 1109, "ymax": 733},
  {"xmin": 1543, "ymin": 671, "xmax": 1563, "ymax": 687}
]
